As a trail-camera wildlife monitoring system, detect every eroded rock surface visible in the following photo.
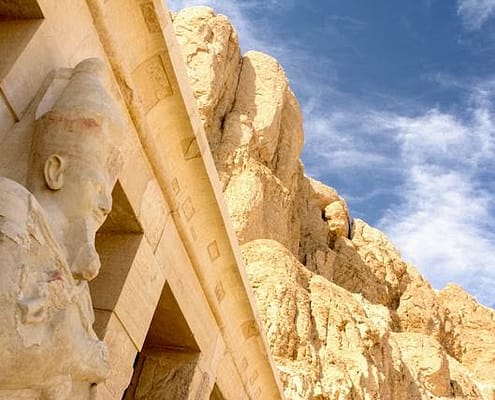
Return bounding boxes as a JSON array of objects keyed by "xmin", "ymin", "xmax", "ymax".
[
  {"xmin": 439, "ymin": 284, "xmax": 495, "ymax": 399},
  {"xmin": 173, "ymin": 7, "xmax": 495, "ymax": 399}
]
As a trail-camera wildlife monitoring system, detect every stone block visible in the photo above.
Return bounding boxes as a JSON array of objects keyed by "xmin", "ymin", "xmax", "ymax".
[
  {"xmin": 138, "ymin": 178, "xmax": 170, "ymax": 250},
  {"xmin": 124, "ymin": 351, "xmax": 199, "ymax": 400},
  {"xmin": 91, "ymin": 233, "xmax": 144, "ymax": 311},
  {"xmin": 114, "ymin": 237, "xmax": 166, "ymax": 349},
  {"xmin": 154, "ymin": 219, "xmax": 222, "ymax": 354},
  {"xmin": 99, "ymin": 312, "xmax": 138, "ymax": 399}
]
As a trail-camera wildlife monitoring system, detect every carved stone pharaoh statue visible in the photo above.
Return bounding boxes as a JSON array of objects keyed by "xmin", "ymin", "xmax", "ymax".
[{"xmin": 0, "ymin": 58, "xmax": 125, "ymax": 399}]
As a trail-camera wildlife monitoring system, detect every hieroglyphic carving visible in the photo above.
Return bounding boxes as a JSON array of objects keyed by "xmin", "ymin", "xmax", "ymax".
[
  {"xmin": 139, "ymin": 1, "xmax": 161, "ymax": 34},
  {"xmin": 171, "ymin": 177, "xmax": 180, "ymax": 195},
  {"xmin": 190, "ymin": 225, "xmax": 198, "ymax": 242},
  {"xmin": 215, "ymin": 281, "xmax": 226, "ymax": 303},
  {"xmin": 249, "ymin": 370, "xmax": 259, "ymax": 385},
  {"xmin": 132, "ymin": 53, "xmax": 172, "ymax": 113},
  {"xmin": 241, "ymin": 357, "xmax": 248, "ymax": 370},
  {"xmin": 181, "ymin": 136, "xmax": 201, "ymax": 160},
  {"xmin": 207, "ymin": 240, "xmax": 220, "ymax": 262},
  {"xmin": 0, "ymin": 58, "xmax": 125, "ymax": 399},
  {"xmin": 182, "ymin": 196, "xmax": 195, "ymax": 221},
  {"xmin": 241, "ymin": 320, "xmax": 260, "ymax": 340}
]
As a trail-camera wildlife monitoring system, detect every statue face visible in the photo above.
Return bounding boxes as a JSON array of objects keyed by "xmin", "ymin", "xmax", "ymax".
[
  {"xmin": 50, "ymin": 153, "xmax": 113, "ymax": 281},
  {"xmin": 58, "ymin": 156, "xmax": 113, "ymax": 229}
]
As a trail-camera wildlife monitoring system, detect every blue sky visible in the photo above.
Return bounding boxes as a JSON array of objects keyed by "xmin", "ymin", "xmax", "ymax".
[{"xmin": 167, "ymin": 0, "xmax": 495, "ymax": 309}]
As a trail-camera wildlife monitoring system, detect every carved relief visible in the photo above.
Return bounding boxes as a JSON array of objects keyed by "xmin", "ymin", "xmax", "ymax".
[
  {"xmin": 140, "ymin": 1, "xmax": 161, "ymax": 34},
  {"xmin": 249, "ymin": 371, "xmax": 259, "ymax": 385},
  {"xmin": 132, "ymin": 53, "xmax": 172, "ymax": 113},
  {"xmin": 207, "ymin": 240, "xmax": 220, "ymax": 262},
  {"xmin": 0, "ymin": 58, "xmax": 125, "ymax": 399},
  {"xmin": 171, "ymin": 177, "xmax": 180, "ymax": 195},
  {"xmin": 181, "ymin": 136, "xmax": 201, "ymax": 160},
  {"xmin": 182, "ymin": 196, "xmax": 195, "ymax": 221},
  {"xmin": 215, "ymin": 281, "xmax": 226, "ymax": 303},
  {"xmin": 190, "ymin": 225, "xmax": 198, "ymax": 242},
  {"xmin": 241, "ymin": 320, "xmax": 260, "ymax": 339}
]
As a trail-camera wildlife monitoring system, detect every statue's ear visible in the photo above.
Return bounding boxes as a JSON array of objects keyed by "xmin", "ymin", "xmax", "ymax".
[{"xmin": 44, "ymin": 154, "xmax": 65, "ymax": 190}]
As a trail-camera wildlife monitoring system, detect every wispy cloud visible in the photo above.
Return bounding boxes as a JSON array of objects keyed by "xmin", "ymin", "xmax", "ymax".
[
  {"xmin": 375, "ymin": 109, "xmax": 492, "ymax": 167},
  {"xmin": 167, "ymin": 0, "xmax": 495, "ymax": 307},
  {"xmin": 379, "ymin": 166, "xmax": 495, "ymax": 308},
  {"xmin": 303, "ymin": 78, "xmax": 495, "ymax": 307},
  {"xmin": 457, "ymin": 0, "xmax": 495, "ymax": 30},
  {"xmin": 376, "ymin": 82, "xmax": 495, "ymax": 307},
  {"xmin": 325, "ymin": 15, "xmax": 367, "ymax": 31},
  {"xmin": 303, "ymin": 111, "xmax": 398, "ymax": 173},
  {"xmin": 301, "ymin": 102, "xmax": 406, "ymax": 222}
]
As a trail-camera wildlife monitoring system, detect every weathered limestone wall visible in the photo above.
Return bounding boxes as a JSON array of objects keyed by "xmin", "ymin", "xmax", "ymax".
[
  {"xmin": 0, "ymin": 1, "xmax": 284, "ymax": 399},
  {"xmin": 2, "ymin": 1, "xmax": 493, "ymax": 399},
  {"xmin": 173, "ymin": 6, "xmax": 495, "ymax": 400}
]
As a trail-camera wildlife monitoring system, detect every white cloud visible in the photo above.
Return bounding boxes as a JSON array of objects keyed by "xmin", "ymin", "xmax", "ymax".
[
  {"xmin": 377, "ymin": 84, "xmax": 495, "ymax": 307},
  {"xmin": 457, "ymin": 0, "xmax": 495, "ymax": 30},
  {"xmin": 303, "ymin": 108, "xmax": 406, "ymax": 178},
  {"xmin": 303, "ymin": 112, "xmax": 396, "ymax": 174},
  {"xmin": 375, "ymin": 108, "xmax": 493, "ymax": 167},
  {"xmin": 302, "ymin": 74, "xmax": 495, "ymax": 308},
  {"xmin": 379, "ymin": 167, "xmax": 495, "ymax": 307},
  {"xmin": 166, "ymin": 0, "xmax": 495, "ymax": 307}
]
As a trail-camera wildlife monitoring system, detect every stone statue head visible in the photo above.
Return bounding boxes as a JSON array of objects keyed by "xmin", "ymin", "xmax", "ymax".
[
  {"xmin": 26, "ymin": 58, "xmax": 124, "ymax": 281},
  {"xmin": 0, "ymin": 58, "xmax": 125, "ymax": 399}
]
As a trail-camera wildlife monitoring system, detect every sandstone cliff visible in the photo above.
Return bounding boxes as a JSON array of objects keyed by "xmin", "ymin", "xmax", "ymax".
[{"xmin": 172, "ymin": 7, "xmax": 495, "ymax": 399}]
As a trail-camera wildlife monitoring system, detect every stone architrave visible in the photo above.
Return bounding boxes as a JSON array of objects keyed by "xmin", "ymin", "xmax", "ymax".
[{"xmin": 0, "ymin": 58, "xmax": 125, "ymax": 400}]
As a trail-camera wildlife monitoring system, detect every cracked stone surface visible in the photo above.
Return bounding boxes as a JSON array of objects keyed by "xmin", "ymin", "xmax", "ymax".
[{"xmin": 174, "ymin": 7, "xmax": 495, "ymax": 399}]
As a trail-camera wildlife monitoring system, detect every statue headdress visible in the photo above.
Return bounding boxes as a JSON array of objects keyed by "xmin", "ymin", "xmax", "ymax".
[{"xmin": 30, "ymin": 58, "xmax": 125, "ymax": 183}]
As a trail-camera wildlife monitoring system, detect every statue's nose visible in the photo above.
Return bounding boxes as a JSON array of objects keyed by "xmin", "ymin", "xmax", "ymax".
[{"xmin": 72, "ymin": 244, "xmax": 101, "ymax": 281}]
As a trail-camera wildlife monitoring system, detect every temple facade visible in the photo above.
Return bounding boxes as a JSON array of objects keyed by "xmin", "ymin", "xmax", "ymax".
[{"xmin": 0, "ymin": 1, "xmax": 284, "ymax": 399}]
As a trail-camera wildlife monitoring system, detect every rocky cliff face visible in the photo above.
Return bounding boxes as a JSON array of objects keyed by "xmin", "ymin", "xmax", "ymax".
[{"xmin": 172, "ymin": 7, "xmax": 495, "ymax": 400}]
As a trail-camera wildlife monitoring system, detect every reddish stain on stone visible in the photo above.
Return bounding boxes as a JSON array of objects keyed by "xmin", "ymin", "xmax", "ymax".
[
  {"xmin": 48, "ymin": 270, "xmax": 64, "ymax": 282},
  {"xmin": 80, "ymin": 118, "xmax": 100, "ymax": 128}
]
